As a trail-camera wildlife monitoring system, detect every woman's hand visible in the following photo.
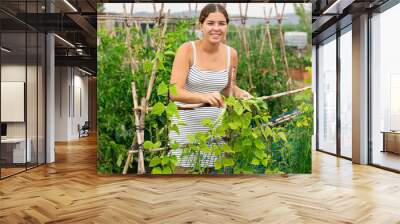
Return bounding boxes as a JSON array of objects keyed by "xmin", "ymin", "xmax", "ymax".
[
  {"xmin": 202, "ymin": 91, "xmax": 224, "ymax": 107},
  {"xmin": 236, "ymin": 90, "xmax": 253, "ymax": 100}
]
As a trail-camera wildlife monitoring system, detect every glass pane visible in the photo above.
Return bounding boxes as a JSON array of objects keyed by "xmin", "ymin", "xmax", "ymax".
[
  {"xmin": 340, "ymin": 29, "xmax": 352, "ymax": 158},
  {"xmin": 38, "ymin": 32, "xmax": 45, "ymax": 165},
  {"xmin": 1, "ymin": 13, "xmax": 27, "ymax": 177},
  {"xmin": 27, "ymin": 31, "xmax": 38, "ymax": 169},
  {"xmin": 318, "ymin": 36, "xmax": 337, "ymax": 154},
  {"xmin": 371, "ymin": 4, "xmax": 400, "ymax": 171}
]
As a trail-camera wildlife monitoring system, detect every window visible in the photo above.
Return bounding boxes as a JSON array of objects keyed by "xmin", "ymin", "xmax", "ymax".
[
  {"xmin": 317, "ymin": 35, "xmax": 337, "ymax": 154},
  {"xmin": 339, "ymin": 28, "xmax": 352, "ymax": 158},
  {"xmin": 371, "ymin": 3, "xmax": 400, "ymax": 171}
]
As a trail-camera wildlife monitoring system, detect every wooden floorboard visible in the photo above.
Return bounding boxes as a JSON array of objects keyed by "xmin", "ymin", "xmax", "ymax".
[{"xmin": 0, "ymin": 135, "xmax": 400, "ymax": 223}]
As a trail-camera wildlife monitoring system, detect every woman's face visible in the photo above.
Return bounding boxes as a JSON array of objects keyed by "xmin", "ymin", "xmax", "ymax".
[{"xmin": 200, "ymin": 12, "xmax": 228, "ymax": 44}]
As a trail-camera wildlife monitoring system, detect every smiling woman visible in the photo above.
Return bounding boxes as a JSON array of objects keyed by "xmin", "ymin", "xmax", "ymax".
[{"xmin": 169, "ymin": 3, "xmax": 251, "ymax": 169}]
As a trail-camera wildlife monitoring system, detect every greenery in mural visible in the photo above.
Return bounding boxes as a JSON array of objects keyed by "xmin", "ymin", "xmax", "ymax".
[{"xmin": 97, "ymin": 4, "xmax": 313, "ymax": 175}]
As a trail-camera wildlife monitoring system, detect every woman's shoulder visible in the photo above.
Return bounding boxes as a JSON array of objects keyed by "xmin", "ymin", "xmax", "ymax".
[
  {"xmin": 226, "ymin": 44, "xmax": 238, "ymax": 58},
  {"xmin": 176, "ymin": 41, "xmax": 193, "ymax": 55}
]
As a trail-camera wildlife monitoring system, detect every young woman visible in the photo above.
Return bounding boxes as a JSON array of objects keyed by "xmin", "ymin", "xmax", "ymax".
[{"xmin": 169, "ymin": 3, "xmax": 251, "ymax": 169}]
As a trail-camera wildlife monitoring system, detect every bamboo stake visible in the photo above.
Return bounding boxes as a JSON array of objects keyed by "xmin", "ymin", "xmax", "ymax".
[
  {"xmin": 145, "ymin": 9, "xmax": 170, "ymax": 102},
  {"xmin": 257, "ymin": 86, "xmax": 310, "ymax": 100},
  {"xmin": 123, "ymin": 3, "xmax": 138, "ymax": 72},
  {"xmin": 131, "ymin": 82, "xmax": 146, "ymax": 174},
  {"xmin": 122, "ymin": 3, "xmax": 128, "ymax": 27},
  {"xmin": 229, "ymin": 66, "xmax": 237, "ymax": 97},
  {"xmin": 274, "ymin": 3, "xmax": 291, "ymax": 89},
  {"xmin": 129, "ymin": 147, "xmax": 168, "ymax": 154},
  {"xmin": 123, "ymin": 135, "xmax": 137, "ymax": 174},
  {"xmin": 137, "ymin": 98, "xmax": 147, "ymax": 174},
  {"xmin": 238, "ymin": 3, "xmax": 255, "ymax": 90},
  {"xmin": 266, "ymin": 8, "xmax": 278, "ymax": 76},
  {"xmin": 133, "ymin": 86, "xmax": 312, "ymax": 112},
  {"xmin": 259, "ymin": 6, "xmax": 277, "ymax": 76}
]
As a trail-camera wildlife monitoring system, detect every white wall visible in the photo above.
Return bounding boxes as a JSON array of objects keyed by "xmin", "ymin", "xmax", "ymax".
[
  {"xmin": 1, "ymin": 63, "xmax": 46, "ymax": 164},
  {"xmin": 55, "ymin": 67, "xmax": 89, "ymax": 141}
]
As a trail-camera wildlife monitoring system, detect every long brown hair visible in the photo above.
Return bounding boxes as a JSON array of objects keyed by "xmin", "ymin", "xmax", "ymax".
[{"xmin": 199, "ymin": 3, "xmax": 229, "ymax": 24}]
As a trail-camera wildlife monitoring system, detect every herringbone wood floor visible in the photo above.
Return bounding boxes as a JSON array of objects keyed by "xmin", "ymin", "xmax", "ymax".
[{"xmin": 1, "ymin": 135, "xmax": 400, "ymax": 224}]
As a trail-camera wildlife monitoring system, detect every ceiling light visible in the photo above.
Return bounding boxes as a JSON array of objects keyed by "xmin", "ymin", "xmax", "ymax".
[
  {"xmin": 63, "ymin": 0, "xmax": 78, "ymax": 12},
  {"xmin": 322, "ymin": 0, "xmax": 354, "ymax": 15},
  {"xmin": 78, "ymin": 67, "xmax": 92, "ymax": 76},
  {"xmin": 1, "ymin": 47, "xmax": 11, "ymax": 53},
  {"xmin": 54, "ymin": 34, "xmax": 75, "ymax": 48}
]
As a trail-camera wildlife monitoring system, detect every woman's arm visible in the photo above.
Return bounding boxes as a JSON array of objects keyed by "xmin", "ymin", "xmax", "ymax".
[
  {"xmin": 223, "ymin": 48, "xmax": 253, "ymax": 99},
  {"xmin": 170, "ymin": 43, "xmax": 224, "ymax": 107}
]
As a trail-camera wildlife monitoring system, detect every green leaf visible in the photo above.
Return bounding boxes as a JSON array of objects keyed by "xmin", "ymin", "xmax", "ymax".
[
  {"xmin": 164, "ymin": 50, "xmax": 176, "ymax": 57},
  {"xmin": 242, "ymin": 112, "xmax": 252, "ymax": 127},
  {"xmin": 278, "ymin": 132, "xmax": 288, "ymax": 142},
  {"xmin": 149, "ymin": 157, "xmax": 161, "ymax": 167},
  {"xmin": 214, "ymin": 159, "xmax": 222, "ymax": 170},
  {"xmin": 162, "ymin": 167, "xmax": 172, "ymax": 174},
  {"xmin": 166, "ymin": 102, "xmax": 178, "ymax": 117},
  {"xmin": 169, "ymin": 84, "xmax": 178, "ymax": 96},
  {"xmin": 151, "ymin": 102, "xmax": 165, "ymax": 115},
  {"xmin": 233, "ymin": 167, "xmax": 242, "ymax": 174},
  {"xmin": 143, "ymin": 141, "xmax": 153, "ymax": 149},
  {"xmin": 262, "ymin": 158, "xmax": 268, "ymax": 167},
  {"xmin": 151, "ymin": 167, "xmax": 162, "ymax": 174},
  {"xmin": 243, "ymin": 139, "xmax": 252, "ymax": 146},
  {"xmin": 169, "ymin": 155, "xmax": 178, "ymax": 166},
  {"xmin": 223, "ymin": 157, "xmax": 234, "ymax": 167},
  {"xmin": 212, "ymin": 145, "xmax": 222, "ymax": 156},
  {"xmin": 177, "ymin": 120, "xmax": 187, "ymax": 126},
  {"xmin": 255, "ymin": 150, "xmax": 266, "ymax": 159},
  {"xmin": 200, "ymin": 143, "xmax": 211, "ymax": 153},
  {"xmin": 216, "ymin": 126, "xmax": 226, "ymax": 137},
  {"xmin": 170, "ymin": 141, "xmax": 179, "ymax": 150},
  {"xmin": 143, "ymin": 59, "xmax": 152, "ymax": 73},
  {"xmin": 161, "ymin": 156, "xmax": 169, "ymax": 166},
  {"xmin": 223, "ymin": 145, "xmax": 234, "ymax": 153},
  {"xmin": 263, "ymin": 126, "xmax": 273, "ymax": 138},
  {"xmin": 251, "ymin": 158, "xmax": 260, "ymax": 166},
  {"xmin": 170, "ymin": 124, "xmax": 180, "ymax": 135},
  {"xmin": 187, "ymin": 134, "xmax": 196, "ymax": 143},
  {"xmin": 228, "ymin": 121, "xmax": 240, "ymax": 130},
  {"xmin": 153, "ymin": 141, "xmax": 161, "ymax": 148},
  {"xmin": 201, "ymin": 118, "xmax": 213, "ymax": 128},
  {"xmin": 116, "ymin": 154, "xmax": 123, "ymax": 167},
  {"xmin": 225, "ymin": 97, "xmax": 236, "ymax": 106},
  {"xmin": 233, "ymin": 101, "xmax": 244, "ymax": 115},
  {"xmin": 157, "ymin": 82, "xmax": 168, "ymax": 96},
  {"xmin": 254, "ymin": 139, "xmax": 265, "ymax": 150},
  {"xmin": 242, "ymin": 101, "xmax": 252, "ymax": 112}
]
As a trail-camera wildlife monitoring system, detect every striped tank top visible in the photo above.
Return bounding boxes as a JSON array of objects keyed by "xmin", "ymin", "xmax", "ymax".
[{"xmin": 169, "ymin": 41, "xmax": 230, "ymax": 167}]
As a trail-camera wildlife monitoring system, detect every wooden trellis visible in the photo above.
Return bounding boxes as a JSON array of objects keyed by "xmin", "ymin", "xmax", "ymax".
[{"xmin": 122, "ymin": 4, "xmax": 170, "ymax": 175}]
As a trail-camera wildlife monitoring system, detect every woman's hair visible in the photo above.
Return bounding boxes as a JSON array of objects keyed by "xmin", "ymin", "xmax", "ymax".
[{"xmin": 199, "ymin": 3, "xmax": 229, "ymax": 24}]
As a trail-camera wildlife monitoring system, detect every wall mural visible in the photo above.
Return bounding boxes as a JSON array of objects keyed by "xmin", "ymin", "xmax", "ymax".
[{"xmin": 97, "ymin": 3, "xmax": 313, "ymax": 175}]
